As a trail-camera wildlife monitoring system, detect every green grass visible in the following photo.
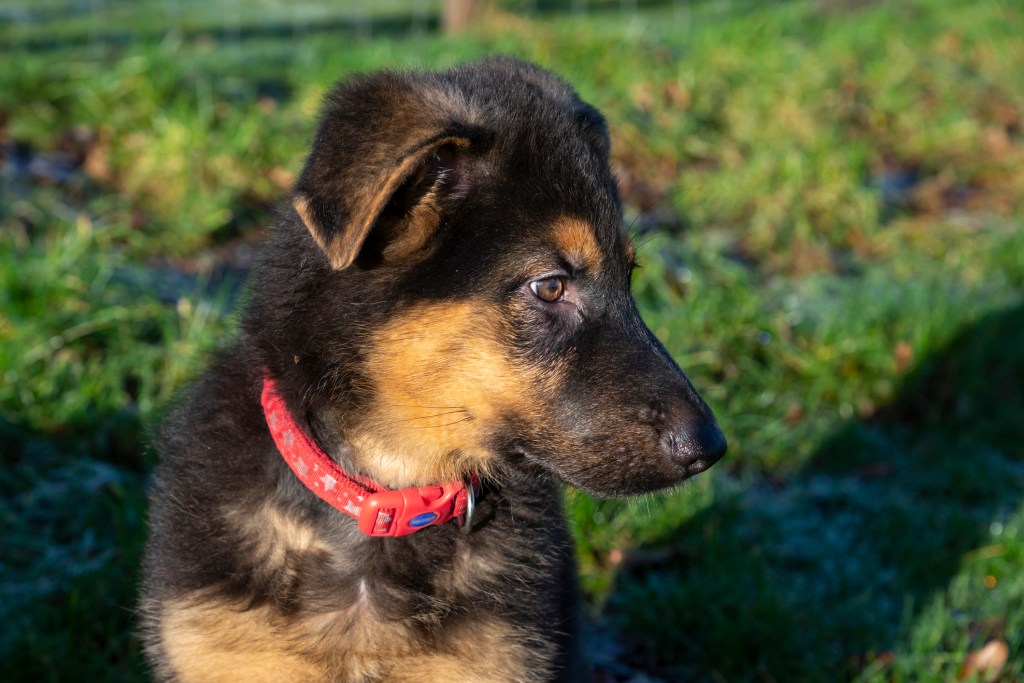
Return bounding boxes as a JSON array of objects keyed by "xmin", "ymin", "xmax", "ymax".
[{"xmin": 2, "ymin": 0, "xmax": 1023, "ymax": 680}]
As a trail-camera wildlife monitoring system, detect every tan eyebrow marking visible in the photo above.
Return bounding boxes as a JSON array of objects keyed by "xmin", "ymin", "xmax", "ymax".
[{"xmin": 550, "ymin": 216, "xmax": 602, "ymax": 270}]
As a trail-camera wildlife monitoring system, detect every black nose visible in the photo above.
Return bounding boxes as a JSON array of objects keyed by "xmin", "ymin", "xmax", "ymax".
[{"xmin": 666, "ymin": 420, "xmax": 727, "ymax": 474}]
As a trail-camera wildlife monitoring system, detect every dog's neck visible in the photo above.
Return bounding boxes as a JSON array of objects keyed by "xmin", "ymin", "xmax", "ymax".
[{"xmin": 262, "ymin": 374, "xmax": 479, "ymax": 537}]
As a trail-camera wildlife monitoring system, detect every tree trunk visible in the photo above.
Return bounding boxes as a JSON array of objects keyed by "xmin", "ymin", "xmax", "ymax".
[{"xmin": 443, "ymin": 0, "xmax": 487, "ymax": 34}]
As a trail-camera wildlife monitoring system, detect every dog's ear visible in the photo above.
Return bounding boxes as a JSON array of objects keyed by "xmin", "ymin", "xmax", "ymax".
[
  {"xmin": 573, "ymin": 100, "xmax": 611, "ymax": 161},
  {"xmin": 292, "ymin": 76, "xmax": 482, "ymax": 270},
  {"xmin": 292, "ymin": 132, "xmax": 472, "ymax": 270}
]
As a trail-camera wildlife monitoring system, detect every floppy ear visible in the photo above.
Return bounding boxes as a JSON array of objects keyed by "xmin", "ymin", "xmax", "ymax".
[
  {"xmin": 293, "ymin": 133, "xmax": 472, "ymax": 270},
  {"xmin": 292, "ymin": 132, "xmax": 473, "ymax": 270},
  {"xmin": 291, "ymin": 75, "xmax": 483, "ymax": 270}
]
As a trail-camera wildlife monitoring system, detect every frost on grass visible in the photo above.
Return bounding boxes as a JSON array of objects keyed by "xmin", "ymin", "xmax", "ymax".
[{"xmin": 0, "ymin": 457, "xmax": 142, "ymax": 654}]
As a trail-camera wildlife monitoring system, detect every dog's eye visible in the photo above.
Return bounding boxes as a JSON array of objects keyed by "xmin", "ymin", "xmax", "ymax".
[{"xmin": 530, "ymin": 277, "xmax": 565, "ymax": 303}]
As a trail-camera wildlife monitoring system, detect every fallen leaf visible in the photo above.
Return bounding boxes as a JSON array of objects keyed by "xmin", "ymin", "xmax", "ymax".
[
  {"xmin": 983, "ymin": 126, "xmax": 1012, "ymax": 158},
  {"xmin": 84, "ymin": 139, "xmax": 113, "ymax": 183},
  {"xmin": 960, "ymin": 639, "xmax": 1009, "ymax": 681},
  {"xmin": 893, "ymin": 341, "xmax": 913, "ymax": 374},
  {"xmin": 630, "ymin": 83, "xmax": 655, "ymax": 112},
  {"xmin": 662, "ymin": 81, "xmax": 691, "ymax": 110},
  {"xmin": 267, "ymin": 165, "xmax": 296, "ymax": 191}
]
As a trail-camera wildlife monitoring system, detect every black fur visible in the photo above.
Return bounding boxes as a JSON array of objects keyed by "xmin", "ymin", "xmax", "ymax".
[{"xmin": 142, "ymin": 57, "xmax": 725, "ymax": 682}]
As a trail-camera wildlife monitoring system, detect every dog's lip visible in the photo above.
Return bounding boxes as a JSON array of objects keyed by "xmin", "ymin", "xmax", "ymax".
[
  {"xmin": 504, "ymin": 438, "xmax": 711, "ymax": 492},
  {"xmin": 684, "ymin": 458, "xmax": 713, "ymax": 476},
  {"xmin": 503, "ymin": 440, "xmax": 543, "ymax": 467}
]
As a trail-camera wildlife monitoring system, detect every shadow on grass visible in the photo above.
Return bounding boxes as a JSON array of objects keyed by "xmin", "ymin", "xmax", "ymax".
[
  {"xmin": 0, "ymin": 416, "xmax": 151, "ymax": 683},
  {"xmin": 0, "ymin": 220, "xmax": 244, "ymax": 682},
  {"xmin": 607, "ymin": 303, "xmax": 1024, "ymax": 680}
]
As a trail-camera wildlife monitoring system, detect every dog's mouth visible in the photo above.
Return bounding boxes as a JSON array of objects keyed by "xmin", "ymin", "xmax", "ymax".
[
  {"xmin": 500, "ymin": 440, "xmax": 553, "ymax": 477},
  {"xmin": 498, "ymin": 426, "xmax": 726, "ymax": 498}
]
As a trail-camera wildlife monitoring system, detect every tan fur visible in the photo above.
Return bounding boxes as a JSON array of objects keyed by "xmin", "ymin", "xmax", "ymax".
[
  {"xmin": 383, "ymin": 621, "xmax": 543, "ymax": 683},
  {"xmin": 292, "ymin": 195, "xmax": 326, "ymax": 259},
  {"xmin": 159, "ymin": 593, "xmax": 538, "ymax": 683},
  {"xmin": 381, "ymin": 189, "xmax": 443, "ymax": 263},
  {"xmin": 159, "ymin": 599, "xmax": 327, "ymax": 683},
  {"xmin": 236, "ymin": 504, "xmax": 331, "ymax": 569},
  {"xmin": 551, "ymin": 216, "xmax": 602, "ymax": 270},
  {"xmin": 351, "ymin": 302, "xmax": 551, "ymax": 488}
]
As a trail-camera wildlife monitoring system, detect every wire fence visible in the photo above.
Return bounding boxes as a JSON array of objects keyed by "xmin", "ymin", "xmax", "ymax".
[{"xmin": 0, "ymin": 0, "xmax": 728, "ymax": 52}]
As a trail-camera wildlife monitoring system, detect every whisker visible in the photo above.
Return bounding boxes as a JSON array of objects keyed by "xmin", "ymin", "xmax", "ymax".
[
  {"xmin": 421, "ymin": 417, "xmax": 475, "ymax": 430},
  {"xmin": 365, "ymin": 409, "xmax": 469, "ymax": 430},
  {"xmin": 388, "ymin": 404, "xmax": 467, "ymax": 410}
]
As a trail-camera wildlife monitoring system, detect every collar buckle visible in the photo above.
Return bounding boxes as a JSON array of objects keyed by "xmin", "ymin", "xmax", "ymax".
[
  {"xmin": 459, "ymin": 475, "xmax": 479, "ymax": 535},
  {"xmin": 358, "ymin": 481, "xmax": 467, "ymax": 537}
]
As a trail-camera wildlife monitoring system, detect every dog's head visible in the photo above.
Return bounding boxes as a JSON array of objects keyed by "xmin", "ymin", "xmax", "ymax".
[{"xmin": 250, "ymin": 57, "xmax": 725, "ymax": 497}]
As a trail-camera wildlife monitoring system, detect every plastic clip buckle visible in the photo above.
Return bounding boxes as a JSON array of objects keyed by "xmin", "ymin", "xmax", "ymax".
[{"xmin": 357, "ymin": 482, "xmax": 462, "ymax": 537}]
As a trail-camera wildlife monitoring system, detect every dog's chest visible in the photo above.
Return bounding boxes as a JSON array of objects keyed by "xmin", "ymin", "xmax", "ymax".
[{"xmin": 158, "ymin": 528, "xmax": 559, "ymax": 683}]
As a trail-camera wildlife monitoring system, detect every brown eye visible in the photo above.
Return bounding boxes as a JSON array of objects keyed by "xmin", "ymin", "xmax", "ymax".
[{"xmin": 530, "ymin": 277, "xmax": 565, "ymax": 303}]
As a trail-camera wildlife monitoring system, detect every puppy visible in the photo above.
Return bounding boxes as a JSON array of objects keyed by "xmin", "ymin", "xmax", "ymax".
[{"xmin": 141, "ymin": 57, "xmax": 726, "ymax": 683}]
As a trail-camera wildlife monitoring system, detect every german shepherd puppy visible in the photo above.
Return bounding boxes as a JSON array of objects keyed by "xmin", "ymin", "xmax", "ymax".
[{"xmin": 141, "ymin": 57, "xmax": 726, "ymax": 683}]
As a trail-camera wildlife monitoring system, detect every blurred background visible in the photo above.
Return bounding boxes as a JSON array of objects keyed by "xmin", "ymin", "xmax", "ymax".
[{"xmin": 2, "ymin": 0, "xmax": 1022, "ymax": 681}]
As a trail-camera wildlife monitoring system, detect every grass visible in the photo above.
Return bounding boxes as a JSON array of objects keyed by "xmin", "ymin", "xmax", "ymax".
[{"xmin": 2, "ymin": 0, "xmax": 1023, "ymax": 680}]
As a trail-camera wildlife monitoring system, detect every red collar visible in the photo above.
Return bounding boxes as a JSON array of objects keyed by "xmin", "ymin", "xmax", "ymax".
[{"xmin": 261, "ymin": 375, "xmax": 477, "ymax": 537}]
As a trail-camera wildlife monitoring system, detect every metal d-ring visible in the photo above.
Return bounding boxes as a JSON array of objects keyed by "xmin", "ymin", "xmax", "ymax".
[{"xmin": 460, "ymin": 479, "xmax": 476, "ymax": 535}]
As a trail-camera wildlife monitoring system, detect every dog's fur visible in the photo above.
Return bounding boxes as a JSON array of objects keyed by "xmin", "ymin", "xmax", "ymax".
[{"xmin": 141, "ymin": 57, "xmax": 726, "ymax": 682}]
